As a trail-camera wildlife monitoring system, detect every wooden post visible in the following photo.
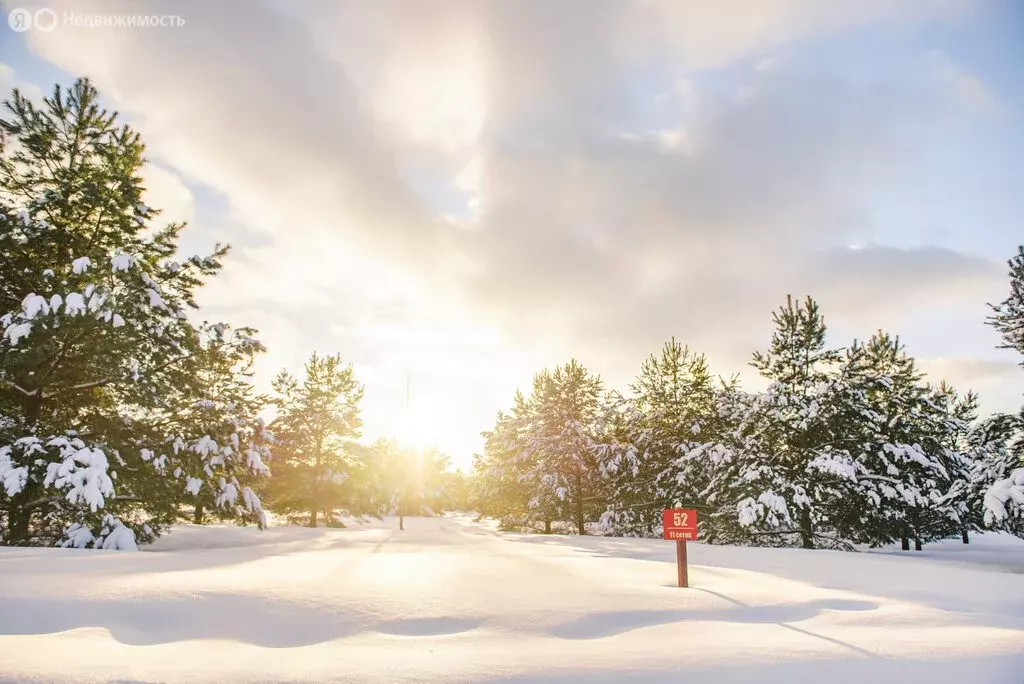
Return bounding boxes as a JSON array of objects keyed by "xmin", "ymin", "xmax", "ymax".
[{"xmin": 676, "ymin": 539, "xmax": 688, "ymax": 588}]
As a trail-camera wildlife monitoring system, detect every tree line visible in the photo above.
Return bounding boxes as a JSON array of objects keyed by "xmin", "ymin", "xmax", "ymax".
[
  {"xmin": 0, "ymin": 79, "xmax": 462, "ymax": 548},
  {"xmin": 471, "ymin": 265, "xmax": 1024, "ymax": 550}
]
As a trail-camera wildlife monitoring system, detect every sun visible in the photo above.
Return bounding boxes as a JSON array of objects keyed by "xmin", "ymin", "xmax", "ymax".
[
  {"xmin": 395, "ymin": 405, "xmax": 439, "ymax": 451},
  {"xmin": 386, "ymin": 385, "xmax": 477, "ymax": 470}
]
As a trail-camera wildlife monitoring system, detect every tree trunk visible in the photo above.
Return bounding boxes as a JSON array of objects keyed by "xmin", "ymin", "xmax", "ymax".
[
  {"xmin": 7, "ymin": 502, "xmax": 30, "ymax": 545},
  {"xmin": 901, "ymin": 536, "xmax": 910, "ymax": 551},
  {"xmin": 961, "ymin": 528, "xmax": 970, "ymax": 545},
  {"xmin": 799, "ymin": 509, "xmax": 814, "ymax": 549},
  {"xmin": 399, "ymin": 514, "xmax": 405, "ymax": 531},
  {"xmin": 6, "ymin": 481, "xmax": 43, "ymax": 545},
  {"xmin": 914, "ymin": 537, "xmax": 922, "ymax": 551},
  {"xmin": 574, "ymin": 473, "xmax": 585, "ymax": 535},
  {"xmin": 193, "ymin": 503, "xmax": 205, "ymax": 525},
  {"xmin": 310, "ymin": 440, "xmax": 322, "ymax": 529},
  {"xmin": 6, "ymin": 395, "xmax": 44, "ymax": 545},
  {"xmin": 24, "ymin": 393, "xmax": 42, "ymax": 425},
  {"xmin": 544, "ymin": 519, "xmax": 552, "ymax": 534}
]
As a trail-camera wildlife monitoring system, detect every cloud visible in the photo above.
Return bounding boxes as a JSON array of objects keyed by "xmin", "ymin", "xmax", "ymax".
[
  {"xmin": 452, "ymin": 63, "xmax": 1001, "ymax": 367},
  {"xmin": 926, "ymin": 50, "xmax": 997, "ymax": 113},
  {"xmin": 633, "ymin": 0, "xmax": 970, "ymax": 71},
  {"xmin": 918, "ymin": 356, "xmax": 1022, "ymax": 414},
  {"xmin": 5, "ymin": 0, "xmax": 1014, "ymax": 458},
  {"xmin": 139, "ymin": 164, "xmax": 195, "ymax": 227},
  {"xmin": 0, "ymin": 62, "xmax": 44, "ymax": 102},
  {"xmin": 0, "ymin": 64, "xmax": 14, "ymax": 96}
]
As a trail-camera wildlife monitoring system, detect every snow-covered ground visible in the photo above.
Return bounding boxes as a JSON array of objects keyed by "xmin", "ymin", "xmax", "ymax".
[{"xmin": 1, "ymin": 516, "xmax": 1022, "ymax": 683}]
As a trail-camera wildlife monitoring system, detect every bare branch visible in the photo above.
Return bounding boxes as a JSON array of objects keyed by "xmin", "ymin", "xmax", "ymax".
[{"xmin": 0, "ymin": 380, "xmax": 38, "ymax": 397}]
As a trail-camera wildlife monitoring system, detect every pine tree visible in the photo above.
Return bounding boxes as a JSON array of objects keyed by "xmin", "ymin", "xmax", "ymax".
[
  {"xmin": 989, "ymin": 246, "xmax": 1024, "ymax": 360},
  {"xmin": 517, "ymin": 374, "xmax": 565, "ymax": 532},
  {"xmin": 435, "ymin": 467, "xmax": 470, "ymax": 513},
  {"xmin": 372, "ymin": 439, "xmax": 449, "ymax": 530},
  {"xmin": 519, "ymin": 360, "xmax": 605, "ymax": 534},
  {"xmin": 920, "ymin": 382, "xmax": 979, "ymax": 546},
  {"xmin": 0, "ymin": 78, "xmax": 262, "ymax": 547},
  {"xmin": 599, "ymin": 339, "xmax": 719, "ymax": 536},
  {"xmin": 686, "ymin": 380, "xmax": 756, "ymax": 544},
  {"xmin": 726, "ymin": 296, "xmax": 854, "ymax": 549},
  {"xmin": 969, "ymin": 413, "xmax": 1024, "ymax": 536},
  {"xmin": 152, "ymin": 323, "xmax": 271, "ymax": 529},
  {"xmin": 979, "ymin": 246, "xmax": 1024, "ymax": 529},
  {"xmin": 265, "ymin": 353, "xmax": 363, "ymax": 527},
  {"xmin": 839, "ymin": 333, "xmax": 948, "ymax": 549},
  {"xmin": 595, "ymin": 391, "xmax": 646, "ymax": 534},
  {"xmin": 473, "ymin": 400, "xmax": 536, "ymax": 530}
]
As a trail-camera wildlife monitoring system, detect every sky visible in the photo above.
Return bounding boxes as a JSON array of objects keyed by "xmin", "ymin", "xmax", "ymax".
[{"xmin": 1, "ymin": 0, "xmax": 1022, "ymax": 470}]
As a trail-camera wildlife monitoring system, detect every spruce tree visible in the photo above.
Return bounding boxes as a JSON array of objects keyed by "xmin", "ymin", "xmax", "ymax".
[{"xmin": 0, "ymin": 78, "xmax": 264, "ymax": 547}]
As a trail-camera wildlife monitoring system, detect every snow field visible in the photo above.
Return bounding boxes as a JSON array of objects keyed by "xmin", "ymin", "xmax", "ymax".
[{"xmin": 0, "ymin": 514, "xmax": 1021, "ymax": 683}]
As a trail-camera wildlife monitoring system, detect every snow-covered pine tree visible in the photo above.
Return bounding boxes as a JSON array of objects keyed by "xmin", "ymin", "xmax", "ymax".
[
  {"xmin": 0, "ymin": 78, "xmax": 263, "ymax": 547},
  {"xmin": 594, "ymin": 390, "xmax": 645, "ymax": 534},
  {"xmin": 686, "ymin": 379, "xmax": 756, "ymax": 544},
  {"xmin": 978, "ymin": 246, "xmax": 1024, "ymax": 529},
  {"xmin": 990, "ymin": 246, "xmax": 1024, "ymax": 360},
  {"xmin": 970, "ymin": 413, "xmax": 1024, "ymax": 536},
  {"xmin": 724, "ymin": 296, "xmax": 855, "ymax": 549},
  {"xmin": 838, "ymin": 333, "xmax": 957, "ymax": 549},
  {"xmin": 473, "ymin": 397, "xmax": 537, "ymax": 530},
  {"xmin": 598, "ymin": 339, "xmax": 719, "ymax": 536},
  {"xmin": 919, "ymin": 381, "xmax": 980, "ymax": 546},
  {"xmin": 149, "ymin": 322, "xmax": 271, "ymax": 530},
  {"xmin": 264, "ymin": 352, "xmax": 363, "ymax": 527},
  {"xmin": 517, "ymin": 372, "xmax": 566, "ymax": 532},
  {"xmin": 520, "ymin": 360, "xmax": 605, "ymax": 535}
]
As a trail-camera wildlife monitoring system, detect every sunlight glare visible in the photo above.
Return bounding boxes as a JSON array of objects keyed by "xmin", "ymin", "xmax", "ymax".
[{"xmin": 395, "ymin": 403, "xmax": 440, "ymax": 453}]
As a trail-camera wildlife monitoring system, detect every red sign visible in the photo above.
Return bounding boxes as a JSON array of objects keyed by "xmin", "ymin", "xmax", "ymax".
[{"xmin": 662, "ymin": 508, "xmax": 697, "ymax": 541}]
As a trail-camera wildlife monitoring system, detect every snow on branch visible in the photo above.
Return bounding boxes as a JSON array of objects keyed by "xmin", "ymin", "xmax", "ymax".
[
  {"xmin": 984, "ymin": 468, "xmax": 1024, "ymax": 525},
  {"xmin": 42, "ymin": 437, "xmax": 115, "ymax": 512}
]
